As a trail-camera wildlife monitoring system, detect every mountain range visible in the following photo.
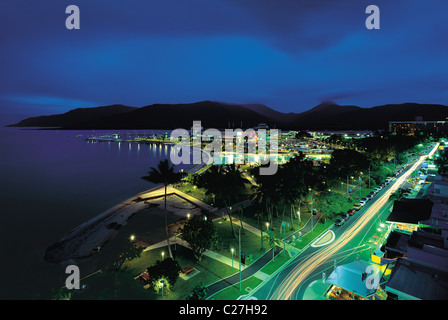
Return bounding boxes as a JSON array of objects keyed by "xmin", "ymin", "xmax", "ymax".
[{"xmin": 7, "ymin": 101, "xmax": 448, "ymax": 131}]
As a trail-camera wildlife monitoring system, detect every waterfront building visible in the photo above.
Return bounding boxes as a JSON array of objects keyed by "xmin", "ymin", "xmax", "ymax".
[{"xmin": 389, "ymin": 120, "xmax": 448, "ymax": 136}]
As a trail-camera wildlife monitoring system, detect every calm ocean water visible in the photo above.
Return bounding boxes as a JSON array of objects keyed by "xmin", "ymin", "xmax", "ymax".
[{"xmin": 0, "ymin": 127, "xmax": 184, "ymax": 299}]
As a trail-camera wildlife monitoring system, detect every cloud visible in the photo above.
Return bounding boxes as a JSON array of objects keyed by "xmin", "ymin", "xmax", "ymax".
[
  {"xmin": 2, "ymin": 95, "xmax": 96, "ymax": 108},
  {"xmin": 0, "ymin": 0, "xmax": 447, "ymax": 116}
]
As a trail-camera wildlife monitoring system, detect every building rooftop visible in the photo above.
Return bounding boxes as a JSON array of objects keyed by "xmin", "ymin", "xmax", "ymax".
[
  {"xmin": 408, "ymin": 229, "xmax": 445, "ymax": 250},
  {"xmin": 422, "ymin": 202, "xmax": 448, "ymax": 230},
  {"xmin": 387, "ymin": 199, "xmax": 434, "ymax": 225},
  {"xmin": 385, "ymin": 231, "xmax": 410, "ymax": 254},
  {"xmin": 386, "ymin": 257, "xmax": 448, "ymax": 300},
  {"xmin": 433, "ymin": 175, "xmax": 448, "ymax": 186},
  {"xmin": 326, "ymin": 260, "xmax": 382, "ymax": 298}
]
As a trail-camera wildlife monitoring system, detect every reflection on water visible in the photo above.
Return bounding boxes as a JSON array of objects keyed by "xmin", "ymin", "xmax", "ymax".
[{"xmin": 0, "ymin": 127, "xmax": 186, "ymax": 299}]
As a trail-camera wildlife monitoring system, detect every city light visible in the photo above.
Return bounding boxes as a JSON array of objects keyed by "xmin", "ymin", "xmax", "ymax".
[{"xmin": 269, "ymin": 143, "xmax": 439, "ymax": 300}]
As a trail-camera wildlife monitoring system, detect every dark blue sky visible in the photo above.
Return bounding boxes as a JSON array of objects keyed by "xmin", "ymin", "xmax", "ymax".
[{"xmin": 1, "ymin": 0, "xmax": 447, "ymax": 124}]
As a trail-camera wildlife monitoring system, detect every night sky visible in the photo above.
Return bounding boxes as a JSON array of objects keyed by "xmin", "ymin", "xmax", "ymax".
[{"xmin": 0, "ymin": 0, "xmax": 447, "ymax": 125}]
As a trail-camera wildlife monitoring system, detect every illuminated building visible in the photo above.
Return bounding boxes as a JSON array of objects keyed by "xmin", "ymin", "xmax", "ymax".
[{"xmin": 388, "ymin": 120, "xmax": 448, "ymax": 136}]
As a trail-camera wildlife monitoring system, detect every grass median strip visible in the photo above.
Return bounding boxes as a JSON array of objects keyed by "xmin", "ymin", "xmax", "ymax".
[{"xmin": 260, "ymin": 253, "xmax": 291, "ymax": 275}]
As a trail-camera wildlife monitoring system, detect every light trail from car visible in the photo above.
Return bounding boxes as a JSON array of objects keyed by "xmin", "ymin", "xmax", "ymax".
[{"xmin": 269, "ymin": 143, "xmax": 439, "ymax": 300}]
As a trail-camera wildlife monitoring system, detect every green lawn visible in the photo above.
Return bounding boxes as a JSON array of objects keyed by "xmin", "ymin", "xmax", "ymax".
[
  {"xmin": 73, "ymin": 244, "xmax": 236, "ymax": 300},
  {"xmin": 293, "ymin": 219, "xmax": 334, "ymax": 250},
  {"xmin": 240, "ymin": 203, "xmax": 313, "ymax": 239},
  {"xmin": 175, "ymin": 182, "xmax": 214, "ymax": 205},
  {"xmin": 212, "ymin": 219, "xmax": 267, "ymax": 266},
  {"xmin": 260, "ymin": 252, "xmax": 291, "ymax": 275}
]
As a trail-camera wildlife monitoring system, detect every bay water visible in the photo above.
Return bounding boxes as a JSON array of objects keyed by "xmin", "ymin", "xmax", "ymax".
[{"xmin": 0, "ymin": 127, "xmax": 182, "ymax": 299}]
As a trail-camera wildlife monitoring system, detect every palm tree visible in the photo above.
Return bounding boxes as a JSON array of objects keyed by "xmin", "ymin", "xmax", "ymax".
[
  {"xmin": 271, "ymin": 155, "xmax": 308, "ymax": 230},
  {"xmin": 254, "ymin": 210, "xmax": 265, "ymax": 250},
  {"xmin": 203, "ymin": 164, "xmax": 248, "ymax": 238},
  {"xmin": 251, "ymin": 173, "xmax": 278, "ymax": 229},
  {"xmin": 142, "ymin": 159, "xmax": 182, "ymax": 259},
  {"xmin": 389, "ymin": 188, "xmax": 406, "ymax": 202},
  {"xmin": 238, "ymin": 203, "xmax": 246, "ymax": 232}
]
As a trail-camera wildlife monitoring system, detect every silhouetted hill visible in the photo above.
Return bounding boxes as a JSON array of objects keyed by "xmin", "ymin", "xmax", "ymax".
[
  {"xmin": 6, "ymin": 105, "xmax": 138, "ymax": 127},
  {"xmin": 62, "ymin": 101, "xmax": 277, "ymax": 130},
  {"xmin": 241, "ymin": 103, "xmax": 295, "ymax": 123},
  {"xmin": 289, "ymin": 101, "xmax": 362, "ymax": 129},
  {"xmin": 301, "ymin": 102, "xmax": 448, "ymax": 130},
  {"xmin": 7, "ymin": 101, "xmax": 448, "ymax": 130},
  {"xmin": 295, "ymin": 101, "xmax": 360, "ymax": 119}
]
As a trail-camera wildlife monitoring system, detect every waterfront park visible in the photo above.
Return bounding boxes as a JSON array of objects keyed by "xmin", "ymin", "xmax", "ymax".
[{"xmin": 54, "ymin": 131, "xmax": 436, "ymax": 300}]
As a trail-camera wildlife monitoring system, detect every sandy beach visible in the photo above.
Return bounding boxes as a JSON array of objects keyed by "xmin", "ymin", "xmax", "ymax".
[{"xmin": 44, "ymin": 183, "xmax": 216, "ymax": 263}]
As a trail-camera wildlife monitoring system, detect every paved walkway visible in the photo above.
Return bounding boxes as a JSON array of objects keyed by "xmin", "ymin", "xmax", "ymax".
[
  {"xmin": 144, "ymin": 235, "xmax": 247, "ymax": 270},
  {"xmin": 206, "ymin": 245, "xmax": 283, "ymax": 298},
  {"xmin": 138, "ymin": 185, "xmax": 216, "ymax": 213},
  {"xmin": 214, "ymin": 199, "xmax": 253, "ymax": 218},
  {"xmin": 284, "ymin": 215, "xmax": 320, "ymax": 242},
  {"xmin": 222, "ymin": 215, "xmax": 261, "ymax": 237}
]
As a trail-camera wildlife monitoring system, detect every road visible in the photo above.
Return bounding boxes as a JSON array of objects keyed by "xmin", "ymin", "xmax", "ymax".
[{"xmin": 249, "ymin": 142, "xmax": 439, "ymax": 300}]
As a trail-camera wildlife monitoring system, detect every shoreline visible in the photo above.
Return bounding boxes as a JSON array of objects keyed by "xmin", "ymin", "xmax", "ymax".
[{"xmin": 44, "ymin": 151, "xmax": 210, "ymax": 264}]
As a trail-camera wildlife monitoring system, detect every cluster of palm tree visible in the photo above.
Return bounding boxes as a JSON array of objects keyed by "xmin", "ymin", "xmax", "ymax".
[
  {"xmin": 251, "ymin": 153, "xmax": 320, "ymax": 233},
  {"xmin": 200, "ymin": 164, "xmax": 248, "ymax": 239},
  {"xmin": 141, "ymin": 150, "xmax": 363, "ymax": 256}
]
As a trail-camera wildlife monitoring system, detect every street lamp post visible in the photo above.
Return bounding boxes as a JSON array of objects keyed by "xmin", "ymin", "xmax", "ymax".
[
  {"xmin": 309, "ymin": 188, "xmax": 314, "ymax": 234},
  {"xmin": 346, "ymin": 174, "xmax": 350, "ymax": 195},
  {"xmin": 160, "ymin": 280, "xmax": 165, "ymax": 300},
  {"xmin": 174, "ymin": 232, "xmax": 177, "ymax": 252},
  {"xmin": 358, "ymin": 176, "xmax": 363, "ymax": 200},
  {"xmin": 231, "ymin": 248, "xmax": 234, "ymax": 270},
  {"xmin": 346, "ymin": 174, "xmax": 355, "ymax": 197},
  {"xmin": 239, "ymin": 226, "xmax": 242, "ymax": 291}
]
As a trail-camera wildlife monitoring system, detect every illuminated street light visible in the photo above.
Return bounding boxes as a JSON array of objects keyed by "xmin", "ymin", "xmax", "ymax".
[
  {"xmin": 160, "ymin": 280, "xmax": 165, "ymax": 300},
  {"xmin": 129, "ymin": 234, "xmax": 136, "ymax": 241}
]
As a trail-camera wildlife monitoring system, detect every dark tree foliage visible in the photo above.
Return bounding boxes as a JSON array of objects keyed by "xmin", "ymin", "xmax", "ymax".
[
  {"xmin": 113, "ymin": 242, "xmax": 144, "ymax": 270},
  {"xmin": 295, "ymin": 131, "xmax": 312, "ymax": 139},
  {"xmin": 146, "ymin": 257, "xmax": 181, "ymax": 288},
  {"xmin": 436, "ymin": 149, "xmax": 448, "ymax": 176},
  {"xmin": 200, "ymin": 164, "xmax": 248, "ymax": 238},
  {"xmin": 180, "ymin": 214, "xmax": 218, "ymax": 261},
  {"xmin": 329, "ymin": 149, "xmax": 369, "ymax": 178},
  {"xmin": 186, "ymin": 285, "xmax": 208, "ymax": 300}
]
